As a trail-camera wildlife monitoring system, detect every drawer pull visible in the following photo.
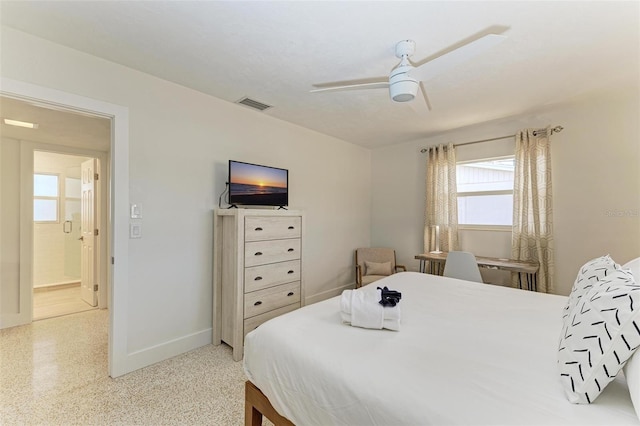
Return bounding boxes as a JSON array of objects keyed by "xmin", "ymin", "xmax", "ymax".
[
  {"xmin": 254, "ymin": 301, "xmax": 262, "ymax": 306},
  {"xmin": 255, "ymin": 227, "xmax": 263, "ymax": 231},
  {"xmin": 255, "ymin": 252, "xmax": 263, "ymax": 256},
  {"xmin": 287, "ymin": 248, "xmax": 294, "ymax": 252},
  {"xmin": 288, "ymin": 226, "xmax": 295, "ymax": 230},
  {"xmin": 288, "ymin": 270, "xmax": 294, "ymax": 274},
  {"xmin": 254, "ymin": 276, "xmax": 263, "ymax": 281},
  {"xmin": 287, "ymin": 292, "xmax": 294, "ymax": 297}
]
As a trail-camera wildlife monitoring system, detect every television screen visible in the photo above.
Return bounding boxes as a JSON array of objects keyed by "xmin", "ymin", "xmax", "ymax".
[{"xmin": 228, "ymin": 160, "xmax": 288, "ymax": 207}]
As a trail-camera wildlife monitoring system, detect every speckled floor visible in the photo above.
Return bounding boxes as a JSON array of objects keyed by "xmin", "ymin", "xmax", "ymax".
[{"xmin": 0, "ymin": 309, "xmax": 266, "ymax": 425}]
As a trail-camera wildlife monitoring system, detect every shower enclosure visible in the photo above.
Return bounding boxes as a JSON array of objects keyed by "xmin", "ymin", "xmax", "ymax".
[{"xmin": 32, "ymin": 153, "xmax": 88, "ymax": 289}]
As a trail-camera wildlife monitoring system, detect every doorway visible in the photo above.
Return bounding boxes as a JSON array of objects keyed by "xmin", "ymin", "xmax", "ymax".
[
  {"xmin": 1, "ymin": 77, "xmax": 130, "ymax": 377},
  {"xmin": 32, "ymin": 151, "xmax": 100, "ymax": 320}
]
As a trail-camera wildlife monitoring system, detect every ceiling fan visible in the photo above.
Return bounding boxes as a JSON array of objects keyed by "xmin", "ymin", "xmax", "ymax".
[{"xmin": 310, "ymin": 33, "xmax": 506, "ymax": 112}]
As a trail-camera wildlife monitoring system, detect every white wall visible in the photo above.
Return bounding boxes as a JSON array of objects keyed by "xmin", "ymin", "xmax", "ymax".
[
  {"xmin": 371, "ymin": 91, "xmax": 640, "ymax": 296},
  {"xmin": 0, "ymin": 28, "xmax": 371, "ymax": 367},
  {"xmin": 0, "ymin": 138, "xmax": 21, "ymax": 315}
]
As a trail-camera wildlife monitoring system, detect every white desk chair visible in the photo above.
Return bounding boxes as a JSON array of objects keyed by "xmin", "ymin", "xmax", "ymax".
[{"xmin": 443, "ymin": 251, "xmax": 483, "ymax": 283}]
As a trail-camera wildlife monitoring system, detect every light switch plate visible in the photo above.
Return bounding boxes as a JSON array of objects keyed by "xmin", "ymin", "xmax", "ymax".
[
  {"xmin": 130, "ymin": 223, "xmax": 142, "ymax": 239},
  {"xmin": 130, "ymin": 204, "xmax": 142, "ymax": 219}
]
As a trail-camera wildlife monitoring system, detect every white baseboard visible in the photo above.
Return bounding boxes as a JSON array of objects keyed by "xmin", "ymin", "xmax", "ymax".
[
  {"xmin": 305, "ymin": 282, "xmax": 355, "ymax": 306},
  {"xmin": 34, "ymin": 281, "xmax": 80, "ymax": 290},
  {"xmin": 113, "ymin": 283, "xmax": 354, "ymax": 376},
  {"xmin": 114, "ymin": 328, "xmax": 212, "ymax": 377}
]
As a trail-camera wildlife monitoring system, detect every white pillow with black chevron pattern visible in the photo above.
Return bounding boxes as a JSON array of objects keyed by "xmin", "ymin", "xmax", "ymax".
[
  {"xmin": 562, "ymin": 255, "xmax": 617, "ymax": 327},
  {"xmin": 622, "ymin": 259, "xmax": 640, "ymax": 419},
  {"xmin": 558, "ymin": 267, "xmax": 640, "ymax": 403}
]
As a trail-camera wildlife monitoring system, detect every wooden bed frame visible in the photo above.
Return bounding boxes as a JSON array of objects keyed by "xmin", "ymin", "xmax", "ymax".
[{"xmin": 245, "ymin": 380, "xmax": 294, "ymax": 426}]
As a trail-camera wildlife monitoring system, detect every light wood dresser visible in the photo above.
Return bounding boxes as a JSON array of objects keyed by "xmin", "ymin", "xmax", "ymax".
[{"xmin": 213, "ymin": 209, "xmax": 304, "ymax": 361}]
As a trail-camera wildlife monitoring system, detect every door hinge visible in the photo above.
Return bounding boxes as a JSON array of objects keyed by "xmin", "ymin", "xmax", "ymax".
[
  {"xmin": 94, "ymin": 229, "xmax": 99, "ymax": 236},
  {"xmin": 93, "ymin": 284, "xmax": 98, "ymax": 291},
  {"xmin": 94, "ymin": 173, "xmax": 99, "ymax": 181}
]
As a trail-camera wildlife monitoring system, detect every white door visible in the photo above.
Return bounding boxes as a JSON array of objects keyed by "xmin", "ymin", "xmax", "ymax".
[{"xmin": 80, "ymin": 159, "xmax": 98, "ymax": 306}]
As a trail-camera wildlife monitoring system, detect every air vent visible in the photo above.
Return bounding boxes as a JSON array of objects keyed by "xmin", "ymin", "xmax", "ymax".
[{"xmin": 236, "ymin": 97, "xmax": 273, "ymax": 112}]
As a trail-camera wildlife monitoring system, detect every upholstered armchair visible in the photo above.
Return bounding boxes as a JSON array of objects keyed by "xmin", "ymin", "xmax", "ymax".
[{"xmin": 355, "ymin": 247, "xmax": 406, "ymax": 288}]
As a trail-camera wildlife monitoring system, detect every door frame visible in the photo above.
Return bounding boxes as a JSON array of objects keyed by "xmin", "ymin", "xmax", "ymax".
[{"xmin": 1, "ymin": 77, "xmax": 130, "ymax": 377}]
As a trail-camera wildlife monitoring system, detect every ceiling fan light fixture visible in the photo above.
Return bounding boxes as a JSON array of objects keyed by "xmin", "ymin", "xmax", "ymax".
[
  {"xmin": 391, "ymin": 88, "xmax": 416, "ymax": 102},
  {"xmin": 392, "ymin": 92, "xmax": 415, "ymax": 102},
  {"xmin": 310, "ymin": 34, "xmax": 506, "ymax": 109},
  {"xmin": 389, "ymin": 66, "xmax": 418, "ymax": 103}
]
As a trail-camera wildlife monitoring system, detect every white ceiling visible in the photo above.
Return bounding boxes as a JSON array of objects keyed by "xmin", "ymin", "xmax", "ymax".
[
  {"xmin": 0, "ymin": 96, "xmax": 111, "ymax": 151},
  {"xmin": 1, "ymin": 1, "xmax": 638, "ymax": 149}
]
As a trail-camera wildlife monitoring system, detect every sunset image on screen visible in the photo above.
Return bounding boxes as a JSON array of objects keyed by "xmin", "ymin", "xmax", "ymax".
[
  {"xmin": 230, "ymin": 162, "xmax": 287, "ymax": 188},
  {"xmin": 229, "ymin": 161, "xmax": 288, "ymax": 206}
]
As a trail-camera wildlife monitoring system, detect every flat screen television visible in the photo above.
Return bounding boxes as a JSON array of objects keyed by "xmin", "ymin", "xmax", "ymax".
[{"xmin": 228, "ymin": 160, "xmax": 288, "ymax": 207}]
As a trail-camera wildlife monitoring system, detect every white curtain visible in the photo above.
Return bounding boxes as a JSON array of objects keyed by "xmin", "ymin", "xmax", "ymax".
[
  {"xmin": 424, "ymin": 143, "xmax": 459, "ymax": 253},
  {"xmin": 512, "ymin": 128, "xmax": 555, "ymax": 293}
]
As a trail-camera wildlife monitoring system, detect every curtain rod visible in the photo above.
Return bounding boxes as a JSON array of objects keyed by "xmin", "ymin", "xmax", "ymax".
[{"xmin": 420, "ymin": 125, "xmax": 564, "ymax": 153}]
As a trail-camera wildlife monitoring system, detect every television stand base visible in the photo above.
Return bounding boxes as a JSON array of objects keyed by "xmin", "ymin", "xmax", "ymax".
[
  {"xmin": 277, "ymin": 206, "xmax": 288, "ymax": 210},
  {"xmin": 227, "ymin": 204, "xmax": 238, "ymax": 209}
]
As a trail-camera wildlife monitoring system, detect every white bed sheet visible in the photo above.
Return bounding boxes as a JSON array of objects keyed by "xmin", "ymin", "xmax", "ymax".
[{"xmin": 244, "ymin": 272, "xmax": 639, "ymax": 425}]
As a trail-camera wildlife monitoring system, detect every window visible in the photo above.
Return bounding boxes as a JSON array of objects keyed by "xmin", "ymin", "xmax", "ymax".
[
  {"xmin": 34, "ymin": 173, "xmax": 59, "ymax": 222},
  {"xmin": 65, "ymin": 177, "xmax": 81, "ymax": 221},
  {"xmin": 456, "ymin": 157, "xmax": 514, "ymax": 227}
]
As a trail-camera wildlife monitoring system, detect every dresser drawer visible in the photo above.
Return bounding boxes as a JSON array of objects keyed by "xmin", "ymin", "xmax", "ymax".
[
  {"xmin": 244, "ymin": 302, "xmax": 300, "ymax": 336},
  {"xmin": 244, "ymin": 281, "xmax": 301, "ymax": 318},
  {"xmin": 245, "ymin": 260, "xmax": 301, "ymax": 293},
  {"xmin": 244, "ymin": 238, "xmax": 301, "ymax": 267},
  {"xmin": 245, "ymin": 216, "xmax": 302, "ymax": 242}
]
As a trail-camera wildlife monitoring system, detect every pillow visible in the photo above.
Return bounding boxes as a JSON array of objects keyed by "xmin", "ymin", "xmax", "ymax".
[
  {"xmin": 364, "ymin": 261, "xmax": 392, "ymax": 276},
  {"xmin": 558, "ymin": 267, "xmax": 640, "ymax": 403},
  {"xmin": 623, "ymin": 257, "xmax": 640, "ymax": 282},
  {"xmin": 623, "ymin": 259, "xmax": 640, "ymax": 417},
  {"xmin": 562, "ymin": 255, "xmax": 618, "ymax": 327},
  {"xmin": 624, "ymin": 350, "xmax": 640, "ymax": 420}
]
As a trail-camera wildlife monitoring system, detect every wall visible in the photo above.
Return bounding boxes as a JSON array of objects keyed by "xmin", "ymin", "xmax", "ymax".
[
  {"xmin": 0, "ymin": 138, "xmax": 21, "ymax": 315},
  {"xmin": 32, "ymin": 152, "xmax": 91, "ymax": 287},
  {"xmin": 371, "ymin": 91, "xmax": 640, "ymax": 296},
  {"xmin": 0, "ymin": 28, "xmax": 371, "ymax": 365}
]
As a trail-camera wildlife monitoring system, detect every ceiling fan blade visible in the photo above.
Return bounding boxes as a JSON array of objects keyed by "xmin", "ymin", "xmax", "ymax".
[
  {"xmin": 408, "ymin": 34, "xmax": 506, "ymax": 82},
  {"xmin": 408, "ymin": 83, "xmax": 431, "ymax": 115},
  {"xmin": 310, "ymin": 81, "xmax": 389, "ymax": 93}
]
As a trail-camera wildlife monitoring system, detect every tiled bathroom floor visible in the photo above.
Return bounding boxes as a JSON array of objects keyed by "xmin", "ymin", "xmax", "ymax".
[{"xmin": 33, "ymin": 284, "xmax": 96, "ymax": 320}]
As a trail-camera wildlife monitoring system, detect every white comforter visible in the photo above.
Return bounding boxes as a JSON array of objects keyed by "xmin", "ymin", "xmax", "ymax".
[{"xmin": 244, "ymin": 272, "xmax": 638, "ymax": 425}]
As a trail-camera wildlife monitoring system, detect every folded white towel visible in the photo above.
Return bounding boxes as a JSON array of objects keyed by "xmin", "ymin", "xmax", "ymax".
[
  {"xmin": 340, "ymin": 286, "xmax": 400, "ymax": 331},
  {"xmin": 351, "ymin": 289, "xmax": 384, "ymax": 329}
]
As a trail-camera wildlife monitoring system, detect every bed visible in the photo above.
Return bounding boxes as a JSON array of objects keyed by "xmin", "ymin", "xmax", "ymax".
[{"xmin": 243, "ymin": 271, "xmax": 639, "ymax": 425}]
